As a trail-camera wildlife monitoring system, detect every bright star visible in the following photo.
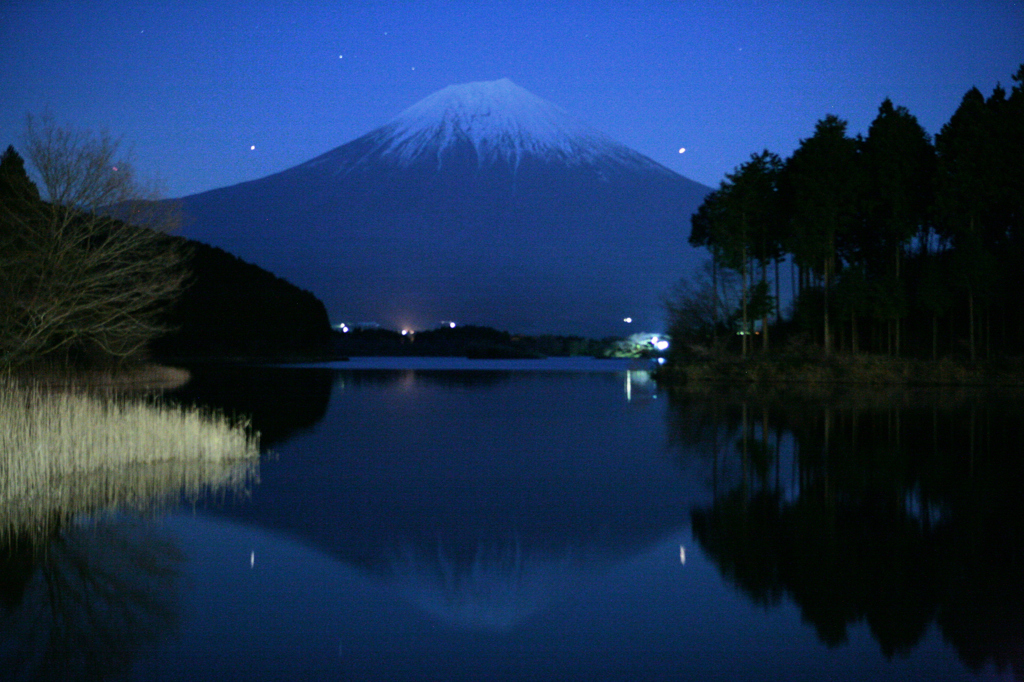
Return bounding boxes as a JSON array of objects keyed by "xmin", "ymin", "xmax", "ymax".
[{"xmin": 678, "ymin": 147, "xmax": 686, "ymax": 154}]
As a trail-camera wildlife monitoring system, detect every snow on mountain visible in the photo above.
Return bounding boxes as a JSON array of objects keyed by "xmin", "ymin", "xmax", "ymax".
[{"xmin": 298, "ymin": 78, "xmax": 668, "ymax": 175}]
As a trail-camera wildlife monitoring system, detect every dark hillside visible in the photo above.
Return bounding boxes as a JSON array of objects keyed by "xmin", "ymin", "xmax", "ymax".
[{"xmin": 151, "ymin": 238, "xmax": 332, "ymax": 360}]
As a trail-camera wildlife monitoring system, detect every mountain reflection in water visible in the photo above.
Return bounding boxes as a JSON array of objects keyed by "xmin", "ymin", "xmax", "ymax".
[
  {"xmin": 388, "ymin": 538, "xmax": 584, "ymax": 630},
  {"xmin": 201, "ymin": 364, "xmax": 693, "ymax": 631},
  {"xmin": 670, "ymin": 387, "xmax": 1024, "ymax": 680}
]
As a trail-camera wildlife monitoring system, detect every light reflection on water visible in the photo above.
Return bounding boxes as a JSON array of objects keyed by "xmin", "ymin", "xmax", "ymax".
[{"xmin": 1, "ymin": 360, "xmax": 1019, "ymax": 681}]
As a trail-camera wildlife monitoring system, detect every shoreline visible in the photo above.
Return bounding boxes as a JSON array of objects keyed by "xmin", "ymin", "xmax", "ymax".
[
  {"xmin": 6, "ymin": 364, "xmax": 191, "ymax": 393},
  {"xmin": 656, "ymin": 354, "xmax": 1024, "ymax": 389}
]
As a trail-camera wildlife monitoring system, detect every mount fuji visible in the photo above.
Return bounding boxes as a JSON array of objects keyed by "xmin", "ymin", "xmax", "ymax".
[{"xmin": 176, "ymin": 79, "xmax": 710, "ymax": 337}]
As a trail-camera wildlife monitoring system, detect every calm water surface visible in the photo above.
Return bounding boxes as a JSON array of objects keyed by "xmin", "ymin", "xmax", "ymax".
[{"xmin": 2, "ymin": 358, "xmax": 1021, "ymax": 681}]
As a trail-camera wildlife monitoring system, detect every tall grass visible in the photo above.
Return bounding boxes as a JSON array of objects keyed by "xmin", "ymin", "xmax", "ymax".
[{"xmin": 0, "ymin": 376, "xmax": 260, "ymax": 541}]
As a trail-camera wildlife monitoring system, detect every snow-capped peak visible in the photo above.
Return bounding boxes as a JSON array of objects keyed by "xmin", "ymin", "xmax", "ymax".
[{"xmin": 367, "ymin": 78, "xmax": 660, "ymax": 171}]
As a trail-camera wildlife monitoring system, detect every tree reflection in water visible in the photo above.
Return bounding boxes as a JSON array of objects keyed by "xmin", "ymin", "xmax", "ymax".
[
  {"xmin": 0, "ymin": 518, "xmax": 183, "ymax": 681},
  {"xmin": 668, "ymin": 387, "xmax": 1024, "ymax": 680},
  {"xmin": 0, "ymin": 452, "xmax": 257, "ymax": 682}
]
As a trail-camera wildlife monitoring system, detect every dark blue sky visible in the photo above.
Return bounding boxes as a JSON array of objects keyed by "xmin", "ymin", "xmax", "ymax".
[{"xmin": 1, "ymin": 1, "xmax": 1021, "ymax": 198}]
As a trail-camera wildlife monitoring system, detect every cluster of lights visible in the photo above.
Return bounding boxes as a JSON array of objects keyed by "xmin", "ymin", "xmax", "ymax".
[{"xmin": 335, "ymin": 321, "xmax": 459, "ymax": 335}]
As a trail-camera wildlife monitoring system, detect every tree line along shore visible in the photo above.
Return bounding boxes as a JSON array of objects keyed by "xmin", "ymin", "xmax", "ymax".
[
  {"xmin": 666, "ymin": 64, "xmax": 1024, "ymax": 381},
  {"xmin": 657, "ymin": 353, "xmax": 1024, "ymax": 390}
]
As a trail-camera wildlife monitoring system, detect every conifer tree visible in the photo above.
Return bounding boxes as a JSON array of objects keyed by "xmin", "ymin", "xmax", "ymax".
[
  {"xmin": 0, "ymin": 145, "xmax": 41, "ymax": 205},
  {"xmin": 690, "ymin": 151, "xmax": 782, "ymax": 355},
  {"xmin": 858, "ymin": 100, "xmax": 935, "ymax": 354},
  {"xmin": 784, "ymin": 116, "xmax": 860, "ymax": 355}
]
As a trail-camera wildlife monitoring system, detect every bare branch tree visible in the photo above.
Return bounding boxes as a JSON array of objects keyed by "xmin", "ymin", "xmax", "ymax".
[
  {"xmin": 0, "ymin": 115, "xmax": 187, "ymax": 369},
  {"xmin": 664, "ymin": 260, "xmax": 741, "ymax": 356}
]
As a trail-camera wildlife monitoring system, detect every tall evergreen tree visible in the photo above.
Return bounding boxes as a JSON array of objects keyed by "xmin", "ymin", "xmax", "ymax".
[
  {"xmin": 690, "ymin": 151, "xmax": 782, "ymax": 355},
  {"xmin": 784, "ymin": 116, "xmax": 861, "ymax": 355},
  {"xmin": 689, "ymin": 188, "xmax": 728, "ymax": 336},
  {"xmin": 0, "ymin": 146, "xmax": 43, "ymax": 323},
  {"xmin": 857, "ymin": 99, "xmax": 935, "ymax": 354},
  {"xmin": 935, "ymin": 88, "xmax": 999, "ymax": 361},
  {"xmin": 731, "ymin": 151, "xmax": 783, "ymax": 351}
]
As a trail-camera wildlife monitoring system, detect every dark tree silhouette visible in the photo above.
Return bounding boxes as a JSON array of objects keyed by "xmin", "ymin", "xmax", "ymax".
[
  {"xmin": 679, "ymin": 63, "xmax": 1024, "ymax": 361},
  {"xmin": 856, "ymin": 99, "xmax": 935, "ymax": 355},
  {"xmin": 150, "ymin": 240, "xmax": 333, "ymax": 360},
  {"xmin": 0, "ymin": 117, "xmax": 186, "ymax": 369},
  {"xmin": 688, "ymin": 151, "xmax": 782, "ymax": 355},
  {"xmin": 784, "ymin": 115, "xmax": 861, "ymax": 356}
]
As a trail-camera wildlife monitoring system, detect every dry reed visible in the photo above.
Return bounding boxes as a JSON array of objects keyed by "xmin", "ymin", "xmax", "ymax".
[{"xmin": 0, "ymin": 376, "xmax": 260, "ymax": 540}]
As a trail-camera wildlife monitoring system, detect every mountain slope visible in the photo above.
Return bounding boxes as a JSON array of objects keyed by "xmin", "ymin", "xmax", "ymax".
[{"xmin": 177, "ymin": 79, "xmax": 710, "ymax": 337}]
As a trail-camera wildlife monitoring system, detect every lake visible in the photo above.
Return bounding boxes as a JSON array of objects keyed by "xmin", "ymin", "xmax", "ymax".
[{"xmin": 1, "ymin": 358, "xmax": 1020, "ymax": 681}]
